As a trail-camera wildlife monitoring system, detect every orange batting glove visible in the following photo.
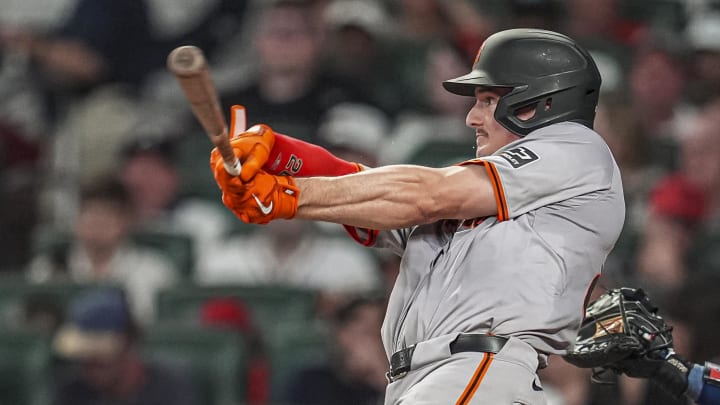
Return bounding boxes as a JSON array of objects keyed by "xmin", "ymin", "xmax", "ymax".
[
  {"xmin": 213, "ymin": 157, "xmax": 299, "ymax": 224},
  {"xmin": 210, "ymin": 106, "xmax": 275, "ymax": 183}
]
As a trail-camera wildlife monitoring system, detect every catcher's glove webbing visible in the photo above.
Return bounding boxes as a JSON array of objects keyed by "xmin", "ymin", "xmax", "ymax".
[
  {"xmin": 564, "ymin": 287, "xmax": 694, "ymax": 398},
  {"xmin": 564, "ymin": 287, "xmax": 674, "ymax": 374}
]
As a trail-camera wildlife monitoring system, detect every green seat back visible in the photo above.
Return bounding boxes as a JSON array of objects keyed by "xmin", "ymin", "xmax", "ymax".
[
  {"xmin": 0, "ymin": 278, "xmax": 101, "ymax": 329},
  {"xmin": 142, "ymin": 324, "xmax": 246, "ymax": 405},
  {"xmin": 688, "ymin": 230, "xmax": 720, "ymax": 274},
  {"xmin": 266, "ymin": 320, "xmax": 330, "ymax": 402},
  {"xmin": 175, "ymin": 132, "xmax": 221, "ymax": 201},
  {"xmin": 155, "ymin": 284, "xmax": 317, "ymax": 336},
  {"xmin": 130, "ymin": 230, "xmax": 195, "ymax": 279},
  {"xmin": 32, "ymin": 229, "xmax": 195, "ymax": 280},
  {"xmin": 0, "ymin": 330, "xmax": 52, "ymax": 405}
]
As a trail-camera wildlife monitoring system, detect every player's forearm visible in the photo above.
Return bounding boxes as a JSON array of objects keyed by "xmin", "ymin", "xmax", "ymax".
[
  {"xmin": 295, "ymin": 165, "xmax": 496, "ymax": 229},
  {"xmin": 296, "ymin": 166, "xmax": 441, "ymax": 229}
]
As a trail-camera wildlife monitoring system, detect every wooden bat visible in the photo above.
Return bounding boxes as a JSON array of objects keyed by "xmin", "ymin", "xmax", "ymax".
[{"xmin": 166, "ymin": 45, "xmax": 241, "ymax": 176}]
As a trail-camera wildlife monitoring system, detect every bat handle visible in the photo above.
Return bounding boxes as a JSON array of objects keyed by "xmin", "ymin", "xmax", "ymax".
[{"xmin": 215, "ymin": 128, "xmax": 242, "ymax": 176}]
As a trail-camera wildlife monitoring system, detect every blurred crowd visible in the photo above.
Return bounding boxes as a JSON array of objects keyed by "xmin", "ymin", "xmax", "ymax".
[{"xmin": 0, "ymin": 0, "xmax": 719, "ymax": 404}]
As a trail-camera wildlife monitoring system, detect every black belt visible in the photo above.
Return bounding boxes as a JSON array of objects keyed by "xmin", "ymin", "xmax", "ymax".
[{"xmin": 387, "ymin": 334, "xmax": 508, "ymax": 382}]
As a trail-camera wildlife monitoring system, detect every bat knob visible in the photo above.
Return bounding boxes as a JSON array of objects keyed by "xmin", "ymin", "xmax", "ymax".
[
  {"xmin": 167, "ymin": 45, "xmax": 206, "ymax": 77},
  {"xmin": 224, "ymin": 159, "xmax": 242, "ymax": 177}
]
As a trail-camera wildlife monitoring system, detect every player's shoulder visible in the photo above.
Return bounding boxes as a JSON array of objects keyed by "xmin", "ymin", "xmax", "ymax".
[
  {"xmin": 524, "ymin": 122, "xmax": 610, "ymax": 154},
  {"xmin": 528, "ymin": 121, "xmax": 603, "ymax": 143},
  {"xmin": 495, "ymin": 122, "xmax": 613, "ymax": 168}
]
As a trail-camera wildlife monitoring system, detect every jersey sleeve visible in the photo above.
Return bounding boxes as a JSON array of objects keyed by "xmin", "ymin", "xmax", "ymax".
[
  {"xmin": 342, "ymin": 225, "xmax": 410, "ymax": 256},
  {"xmin": 460, "ymin": 123, "xmax": 617, "ymax": 221}
]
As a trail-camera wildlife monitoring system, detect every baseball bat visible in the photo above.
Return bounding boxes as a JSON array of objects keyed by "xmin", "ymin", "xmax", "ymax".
[{"xmin": 166, "ymin": 45, "xmax": 241, "ymax": 176}]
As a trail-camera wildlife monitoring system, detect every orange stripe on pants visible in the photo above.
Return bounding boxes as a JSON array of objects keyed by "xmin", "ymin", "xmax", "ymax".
[{"xmin": 454, "ymin": 353, "xmax": 494, "ymax": 405}]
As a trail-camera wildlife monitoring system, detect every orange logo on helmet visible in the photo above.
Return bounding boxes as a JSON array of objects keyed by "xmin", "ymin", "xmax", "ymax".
[{"xmin": 473, "ymin": 39, "xmax": 488, "ymax": 66}]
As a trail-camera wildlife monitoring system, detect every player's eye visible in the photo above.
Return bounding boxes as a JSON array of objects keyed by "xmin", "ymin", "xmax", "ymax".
[{"xmin": 483, "ymin": 97, "xmax": 497, "ymax": 107}]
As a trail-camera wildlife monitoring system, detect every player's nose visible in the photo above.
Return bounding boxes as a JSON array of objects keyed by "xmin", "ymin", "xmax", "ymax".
[{"xmin": 466, "ymin": 106, "xmax": 483, "ymax": 129}]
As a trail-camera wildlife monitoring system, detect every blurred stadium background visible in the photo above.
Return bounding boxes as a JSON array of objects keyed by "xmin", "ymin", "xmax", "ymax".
[{"xmin": 1, "ymin": 0, "xmax": 720, "ymax": 404}]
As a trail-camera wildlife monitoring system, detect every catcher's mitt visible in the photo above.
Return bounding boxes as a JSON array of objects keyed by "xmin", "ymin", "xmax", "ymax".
[{"xmin": 563, "ymin": 287, "xmax": 674, "ymax": 374}]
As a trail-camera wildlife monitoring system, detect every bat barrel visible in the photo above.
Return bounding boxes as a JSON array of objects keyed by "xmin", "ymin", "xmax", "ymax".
[{"xmin": 167, "ymin": 45, "xmax": 241, "ymax": 176}]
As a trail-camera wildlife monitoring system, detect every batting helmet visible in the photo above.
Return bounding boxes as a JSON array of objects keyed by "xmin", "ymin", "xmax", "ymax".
[{"xmin": 443, "ymin": 29, "xmax": 601, "ymax": 136}]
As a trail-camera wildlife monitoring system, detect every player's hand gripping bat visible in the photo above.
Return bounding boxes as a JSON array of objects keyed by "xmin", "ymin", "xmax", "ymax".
[{"xmin": 166, "ymin": 45, "xmax": 241, "ymax": 176}]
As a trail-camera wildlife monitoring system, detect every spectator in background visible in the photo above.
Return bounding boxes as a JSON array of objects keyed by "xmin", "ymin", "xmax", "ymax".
[
  {"xmin": 635, "ymin": 102, "xmax": 720, "ymax": 291},
  {"xmin": 21, "ymin": 294, "xmax": 66, "ymax": 335},
  {"xmin": 118, "ymin": 136, "xmax": 232, "ymax": 268},
  {"xmin": 316, "ymin": 102, "xmax": 388, "ymax": 168},
  {"xmin": 390, "ymin": 0, "xmax": 491, "ymax": 55},
  {"xmin": 197, "ymin": 219, "xmax": 383, "ymax": 317},
  {"xmin": 26, "ymin": 178, "xmax": 178, "ymax": 324},
  {"xmin": 146, "ymin": 0, "xmax": 249, "ymax": 65},
  {"xmin": 561, "ymin": 0, "xmax": 644, "ymax": 95},
  {"xmin": 284, "ymin": 296, "xmax": 387, "ymax": 405},
  {"xmin": 627, "ymin": 43, "xmax": 693, "ymax": 166},
  {"xmin": 200, "ymin": 297, "xmax": 270, "ymax": 405},
  {"xmin": 506, "ymin": 0, "xmax": 564, "ymax": 32},
  {"xmin": 0, "ymin": 0, "xmax": 249, "ymax": 111},
  {"xmin": 379, "ymin": 43, "xmax": 473, "ymax": 165},
  {"xmin": 220, "ymin": 0, "xmax": 367, "ymax": 144},
  {"xmin": 0, "ymin": 120, "xmax": 41, "ymax": 272},
  {"xmin": 0, "ymin": 0, "xmax": 164, "ymax": 227},
  {"xmin": 51, "ymin": 288, "xmax": 198, "ymax": 405},
  {"xmin": 684, "ymin": 12, "xmax": 720, "ymax": 106},
  {"xmin": 321, "ymin": 0, "xmax": 404, "ymax": 116},
  {"xmin": 383, "ymin": 0, "xmax": 491, "ymax": 113},
  {"xmin": 593, "ymin": 97, "xmax": 665, "ymax": 284},
  {"xmin": 562, "ymin": 0, "xmax": 647, "ymax": 48},
  {"xmin": 0, "ymin": 0, "xmax": 160, "ymax": 120}
]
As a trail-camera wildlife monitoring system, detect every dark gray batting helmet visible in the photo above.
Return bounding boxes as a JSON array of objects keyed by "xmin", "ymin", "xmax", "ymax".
[{"xmin": 443, "ymin": 28, "xmax": 601, "ymax": 136}]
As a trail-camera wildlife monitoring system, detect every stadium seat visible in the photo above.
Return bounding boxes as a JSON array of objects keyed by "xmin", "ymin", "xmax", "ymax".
[
  {"xmin": 141, "ymin": 323, "xmax": 247, "ymax": 405},
  {"xmin": 687, "ymin": 229, "xmax": 720, "ymax": 274},
  {"xmin": 130, "ymin": 230, "xmax": 196, "ymax": 279},
  {"xmin": 155, "ymin": 284, "xmax": 318, "ymax": 336},
  {"xmin": 266, "ymin": 319, "xmax": 330, "ymax": 402},
  {"xmin": 0, "ymin": 277, "xmax": 100, "ymax": 330},
  {"xmin": 175, "ymin": 131, "xmax": 221, "ymax": 201},
  {"xmin": 0, "ymin": 329, "xmax": 52, "ymax": 405},
  {"xmin": 30, "ymin": 229, "xmax": 196, "ymax": 280}
]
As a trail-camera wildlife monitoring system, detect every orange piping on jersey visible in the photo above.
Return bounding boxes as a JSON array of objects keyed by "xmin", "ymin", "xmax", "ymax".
[
  {"xmin": 455, "ymin": 352, "xmax": 494, "ymax": 405},
  {"xmin": 485, "ymin": 162, "xmax": 509, "ymax": 221},
  {"xmin": 457, "ymin": 159, "xmax": 509, "ymax": 222}
]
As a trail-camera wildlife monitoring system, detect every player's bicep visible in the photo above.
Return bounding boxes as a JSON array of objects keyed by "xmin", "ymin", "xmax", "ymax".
[{"xmin": 435, "ymin": 165, "xmax": 499, "ymax": 220}]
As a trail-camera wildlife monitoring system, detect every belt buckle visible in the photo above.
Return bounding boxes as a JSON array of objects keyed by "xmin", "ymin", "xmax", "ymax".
[{"xmin": 386, "ymin": 366, "xmax": 409, "ymax": 383}]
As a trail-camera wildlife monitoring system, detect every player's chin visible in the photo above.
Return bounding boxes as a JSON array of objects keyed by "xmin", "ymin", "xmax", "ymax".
[{"xmin": 475, "ymin": 143, "xmax": 490, "ymax": 158}]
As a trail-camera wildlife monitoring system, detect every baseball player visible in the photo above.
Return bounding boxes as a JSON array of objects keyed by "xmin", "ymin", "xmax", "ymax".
[{"xmin": 210, "ymin": 29, "xmax": 625, "ymax": 404}]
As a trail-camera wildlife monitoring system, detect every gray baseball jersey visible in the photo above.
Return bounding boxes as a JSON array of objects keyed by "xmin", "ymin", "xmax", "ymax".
[{"xmin": 371, "ymin": 122, "xmax": 625, "ymax": 363}]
